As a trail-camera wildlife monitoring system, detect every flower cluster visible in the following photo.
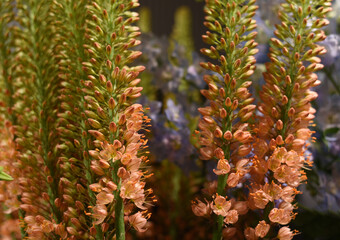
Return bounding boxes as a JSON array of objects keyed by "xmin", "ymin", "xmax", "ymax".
[
  {"xmin": 0, "ymin": 0, "xmax": 151, "ymax": 239},
  {"xmin": 194, "ymin": 0, "xmax": 332, "ymax": 239},
  {"xmin": 250, "ymin": 0, "xmax": 332, "ymax": 238},
  {"xmin": 193, "ymin": 0, "xmax": 258, "ymax": 239}
]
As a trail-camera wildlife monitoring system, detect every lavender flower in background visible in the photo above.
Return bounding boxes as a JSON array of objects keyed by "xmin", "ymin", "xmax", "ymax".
[
  {"xmin": 135, "ymin": 33, "xmax": 208, "ymax": 172},
  {"xmin": 320, "ymin": 34, "xmax": 340, "ymax": 66}
]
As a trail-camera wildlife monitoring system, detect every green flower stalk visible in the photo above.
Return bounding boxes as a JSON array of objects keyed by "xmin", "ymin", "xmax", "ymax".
[
  {"xmin": 193, "ymin": 0, "xmax": 258, "ymax": 239},
  {"xmin": 248, "ymin": 0, "xmax": 332, "ymax": 238},
  {"xmin": 83, "ymin": 0, "xmax": 152, "ymax": 239},
  {"xmin": 52, "ymin": 0, "xmax": 103, "ymax": 238},
  {"xmin": 11, "ymin": 0, "xmax": 62, "ymax": 237}
]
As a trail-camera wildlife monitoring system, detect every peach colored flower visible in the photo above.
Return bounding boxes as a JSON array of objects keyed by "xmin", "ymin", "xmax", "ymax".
[
  {"xmin": 284, "ymin": 167, "xmax": 301, "ymax": 187},
  {"xmin": 263, "ymin": 182, "xmax": 282, "ymax": 201},
  {"xmin": 279, "ymin": 202, "xmax": 294, "ymax": 212},
  {"xmin": 249, "ymin": 190, "xmax": 270, "ymax": 209},
  {"xmin": 192, "ymin": 199, "xmax": 211, "ymax": 216},
  {"xmin": 277, "ymin": 227, "xmax": 294, "ymax": 240},
  {"xmin": 89, "ymin": 183, "xmax": 103, "ymax": 193},
  {"xmin": 224, "ymin": 209, "xmax": 238, "ymax": 224},
  {"xmin": 199, "ymin": 146, "xmax": 215, "ymax": 160},
  {"xmin": 211, "ymin": 195, "xmax": 231, "ymax": 217},
  {"xmin": 268, "ymin": 208, "xmax": 291, "ymax": 225},
  {"xmin": 129, "ymin": 211, "xmax": 147, "ymax": 232},
  {"xmin": 96, "ymin": 191, "xmax": 114, "ymax": 205},
  {"xmin": 99, "ymin": 142, "xmax": 123, "ymax": 162},
  {"xmin": 255, "ymin": 220, "xmax": 270, "ymax": 238},
  {"xmin": 120, "ymin": 179, "xmax": 144, "ymax": 199},
  {"xmin": 268, "ymin": 147, "xmax": 287, "ymax": 171},
  {"xmin": 227, "ymin": 172, "xmax": 240, "ymax": 187},
  {"xmin": 41, "ymin": 220, "xmax": 54, "ymax": 233},
  {"xmin": 213, "ymin": 159, "xmax": 230, "ymax": 175},
  {"xmin": 284, "ymin": 150, "xmax": 303, "ymax": 168},
  {"xmin": 280, "ymin": 186, "xmax": 295, "ymax": 203},
  {"xmin": 121, "ymin": 153, "xmax": 132, "ymax": 165},
  {"xmin": 92, "ymin": 204, "xmax": 107, "ymax": 225},
  {"xmin": 296, "ymin": 128, "xmax": 312, "ymax": 140},
  {"xmin": 273, "ymin": 165, "xmax": 289, "ymax": 183}
]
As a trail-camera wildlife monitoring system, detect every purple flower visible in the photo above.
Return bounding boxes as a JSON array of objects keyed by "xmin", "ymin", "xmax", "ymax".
[{"xmin": 320, "ymin": 34, "xmax": 340, "ymax": 66}]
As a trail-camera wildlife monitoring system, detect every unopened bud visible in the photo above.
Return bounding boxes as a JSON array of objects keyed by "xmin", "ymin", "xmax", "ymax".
[
  {"xmin": 106, "ymin": 81, "xmax": 113, "ymax": 93},
  {"xmin": 276, "ymin": 120, "xmax": 283, "ymax": 130},
  {"xmin": 231, "ymin": 100, "xmax": 238, "ymax": 110},
  {"xmin": 225, "ymin": 97, "xmax": 232, "ymax": 107},
  {"xmin": 109, "ymin": 122, "xmax": 117, "ymax": 133},
  {"xmin": 109, "ymin": 97, "xmax": 116, "ymax": 109},
  {"xmin": 285, "ymin": 134, "xmax": 294, "ymax": 144},
  {"xmin": 276, "ymin": 135, "xmax": 284, "ymax": 145},
  {"xmin": 288, "ymin": 107, "xmax": 295, "ymax": 118},
  {"xmin": 214, "ymin": 127, "xmax": 223, "ymax": 138},
  {"xmin": 220, "ymin": 108, "xmax": 227, "ymax": 118},
  {"xmin": 214, "ymin": 148, "xmax": 225, "ymax": 159},
  {"xmin": 224, "ymin": 131, "xmax": 232, "ymax": 140}
]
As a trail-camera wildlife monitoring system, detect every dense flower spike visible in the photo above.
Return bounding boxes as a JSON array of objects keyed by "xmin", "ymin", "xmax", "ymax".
[
  {"xmin": 52, "ymin": 0, "xmax": 101, "ymax": 238},
  {"xmin": 251, "ymin": 0, "xmax": 332, "ymax": 238},
  {"xmin": 12, "ymin": 0, "xmax": 63, "ymax": 238},
  {"xmin": 0, "ymin": 0, "xmax": 150, "ymax": 238},
  {"xmin": 83, "ymin": 1, "xmax": 151, "ymax": 239},
  {"xmin": 194, "ymin": 0, "xmax": 258, "ymax": 239}
]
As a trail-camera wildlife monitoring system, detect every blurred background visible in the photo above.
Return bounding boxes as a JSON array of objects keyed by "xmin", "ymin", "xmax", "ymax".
[{"xmin": 134, "ymin": 0, "xmax": 340, "ymax": 239}]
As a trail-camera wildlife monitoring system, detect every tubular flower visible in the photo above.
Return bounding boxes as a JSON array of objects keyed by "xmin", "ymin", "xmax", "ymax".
[
  {"xmin": 251, "ymin": 0, "xmax": 332, "ymax": 236},
  {"xmin": 193, "ymin": 0, "xmax": 258, "ymax": 238}
]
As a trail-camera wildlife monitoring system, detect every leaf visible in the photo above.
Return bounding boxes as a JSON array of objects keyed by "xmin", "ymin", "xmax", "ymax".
[
  {"xmin": 0, "ymin": 166, "xmax": 13, "ymax": 181},
  {"xmin": 324, "ymin": 127, "xmax": 340, "ymax": 137}
]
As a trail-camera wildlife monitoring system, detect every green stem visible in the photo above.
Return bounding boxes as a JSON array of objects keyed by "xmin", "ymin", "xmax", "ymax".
[
  {"xmin": 115, "ymin": 193, "xmax": 125, "ymax": 240},
  {"xmin": 113, "ymin": 162, "xmax": 125, "ymax": 240},
  {"xmin": 64, "ymin": 2, "xmax": 103, "ymax": 237},
  {"xmin": 212, "ymin": 173, "xmax": 229, "ymax": 240}
]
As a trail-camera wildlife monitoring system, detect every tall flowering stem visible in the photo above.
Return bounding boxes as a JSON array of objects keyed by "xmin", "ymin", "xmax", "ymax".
[
  {"xmin": 194, "ymin": 0, "xmax": 258, "ymax": 239},
  {"xmin": 52, "ymin": 0, "xmax": 104, "ymax": 238},
  {"xmin": 83, "ymin": 0, "xmax": 151, "ymax": 239},
  {"xmin": 250, "ymin": 0, "xmax": 332, "ymax": 238},
  {"xmin": 11, "ymin": 0, "xmax": 62, "ymax": 237}
]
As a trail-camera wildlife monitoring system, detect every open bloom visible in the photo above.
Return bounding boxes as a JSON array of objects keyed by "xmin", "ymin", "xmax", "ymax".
[
  {"xmin": 211, "ymin": 195, "xmax": 231, "ymax": 217},
  {"xmin": 129, "ymin": 212, "xmax": 147, "ymax": 232},
  {"xmin": 192, "ymin": 199, "xmax": 211, "ymax": 217},
  {"xmin": 255, "ymin": 221, "xmax": 270, "ymax": 238},
  {"xmin": 277, "ymin": 227, "xmax": 294, "ymax": 240}
]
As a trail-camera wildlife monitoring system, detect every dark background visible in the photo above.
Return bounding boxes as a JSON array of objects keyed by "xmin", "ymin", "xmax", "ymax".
[{"xmin": 139, "ymin": 0, "xmax": 205, "ymax": 51}]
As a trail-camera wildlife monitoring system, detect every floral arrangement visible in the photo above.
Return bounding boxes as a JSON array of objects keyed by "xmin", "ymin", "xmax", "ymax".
[{"xmin": 0, "ymin": 0, "xmax": 336, "ymax": 239}]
